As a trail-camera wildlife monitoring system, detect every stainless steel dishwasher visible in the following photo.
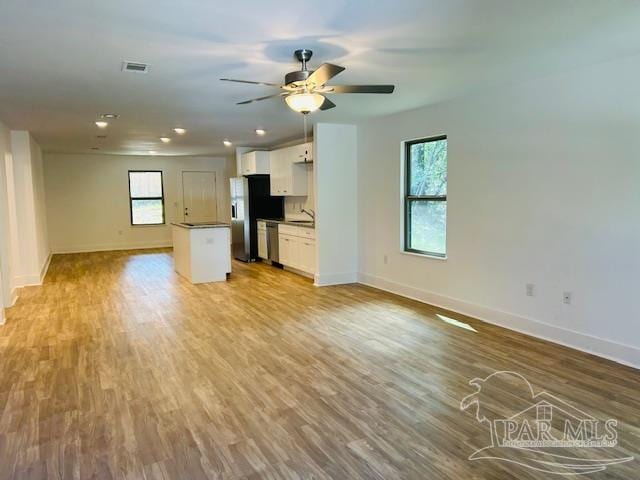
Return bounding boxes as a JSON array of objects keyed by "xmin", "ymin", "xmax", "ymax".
[{"xmin": 266, "ymin": 222, "xmax": 279, "ymax": 263}]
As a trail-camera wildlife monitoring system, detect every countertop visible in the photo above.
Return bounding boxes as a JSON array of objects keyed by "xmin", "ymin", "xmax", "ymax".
[
  {"xmin": 256, "ymin": 218, "xmax": 315, "ymax": 229},
  {"xmin": 172, "ymin": 222, "xmax": 231, "ymax": 229}
]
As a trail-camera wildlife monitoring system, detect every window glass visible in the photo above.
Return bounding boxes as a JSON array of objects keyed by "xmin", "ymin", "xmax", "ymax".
[
  {"xmin": 405, "ymin": 137, "xmax": 447, "ymax": 257},
  {"xmin": 129, "ymin": 171, "xmax": 164, "ymax": 225},
  {"xmin": 129, "ymin": 171, "xmax": 163, "ymax": 198}
]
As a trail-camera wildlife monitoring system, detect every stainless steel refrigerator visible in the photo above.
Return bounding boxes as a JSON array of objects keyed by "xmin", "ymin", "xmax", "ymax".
[{"xmin": 230, "ymin": 175, "xmax": 284, "ymax": 262}]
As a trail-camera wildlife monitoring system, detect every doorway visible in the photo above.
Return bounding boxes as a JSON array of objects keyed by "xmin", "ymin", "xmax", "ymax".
[{"xmin": 182, "ymin": 171, "xmax": 217, "ymax": 223}]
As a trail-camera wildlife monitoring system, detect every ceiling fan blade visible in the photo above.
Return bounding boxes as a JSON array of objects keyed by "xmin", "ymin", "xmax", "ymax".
[
  {"xmin": 237, "ymin": 92, "xmax": 287, "ymax": 105},
  {"xmin": 221, "ymin": 78, "xmax": 282, "ymax": 88},
  {"xmin": 306, "ymin": 63, "xmax": 345, "ymax": 87},
  {"xmin": 325, "ymin": 85, "xmax": 395, "ymax": 94},
  {"xmin": 319, "ymin": 97, "xmax": 336, "ymax": 111}
]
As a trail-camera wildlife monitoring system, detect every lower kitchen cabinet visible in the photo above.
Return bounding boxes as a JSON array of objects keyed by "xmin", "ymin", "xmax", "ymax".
[
  {"xmin": 277, "ymin": 225, "xmax": 316, "ymax": 274},
  {"xmin": 279, "ymin": 234, "xmax": 296, "ymax": 266},
  {"xmin": 298, "ymin": 238, "xmax": 316, "ymax": 274},
  {"xmin": 257, "ymin": 221, "xmax": 268, "ymax": 260}
]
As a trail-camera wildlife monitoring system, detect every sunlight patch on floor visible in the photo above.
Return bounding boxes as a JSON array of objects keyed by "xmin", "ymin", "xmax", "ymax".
[{"xmin": 436, "ymin": 314, "xmax": 477, "ymax": 332}]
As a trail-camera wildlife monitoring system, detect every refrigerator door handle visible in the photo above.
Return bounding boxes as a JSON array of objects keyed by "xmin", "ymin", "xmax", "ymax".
[{"xmin": 231, "ymin": 203, "xmax": 236, "ymax": 219}]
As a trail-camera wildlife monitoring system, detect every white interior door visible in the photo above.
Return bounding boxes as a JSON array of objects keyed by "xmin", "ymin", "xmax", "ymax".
[{"xmin": 182, "ymin": 171, "xmax": 217, "ymax": 223}]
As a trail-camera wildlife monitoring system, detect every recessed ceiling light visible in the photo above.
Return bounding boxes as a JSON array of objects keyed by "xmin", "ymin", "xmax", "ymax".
[
  {"xmin": 95, "ymin": 121, "xmax": 108, "ymax": 128},
  {"xmin": 223, "ymin": 140, "xmax": 232, "ymax": 147},
  {"xmin": 173, "ymin": 128, "xmax": 186, "ymax": 135},
  {"xmin": 149, "ymin": 150, "xmax": 157, "ymax": 155},
  {"xmin": 255, "ymin": 129, "xmax": 266, "ymax": 136},
  {"xmin": 90, "ymin": 147, "xmax": 100, "ymax": 150},
  {"xmin": 96, "ymin": 135, "xmax": 107, "ymax": 139},
  {"xmin": 160, "ymin": 137, "xmax": 171, "ymax": 143},
  {"xmin": 100, "ymin": 113, "xmax": 119, "ymax": 119}
]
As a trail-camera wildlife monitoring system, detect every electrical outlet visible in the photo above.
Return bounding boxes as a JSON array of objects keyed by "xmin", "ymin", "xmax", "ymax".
[
  {"xmin": 383, "ymin": 254, "xmax": 388, "ymax": 265},
  {"xmin": 526, "ymin": 283, "xmax": 535, "ymax": 297},
  {"xmin": 118, "ymin": 230, "xmax": 123, "ymax": 236},
  {"xmin": 206, "ymin": 238, "xmax": 214, "ymax": 245},
  {"xmin": 563, "ymin": 291, "xmax": 572, "ymax": 305}
]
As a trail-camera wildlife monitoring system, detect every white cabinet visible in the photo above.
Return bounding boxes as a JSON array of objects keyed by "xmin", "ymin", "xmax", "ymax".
[
  {"xmin": 269, "ymin": 148, "xmax": 288, "ymax": 196},
  {"xmin": 277, "ymin": 225, "xmax": 316, "ymax": 274},
  {"xmin": 257, "ymin": 221, "xmax": 268, "ymax": 260},
  {"xmin": 269, "ymin": 143, "xmax": 311, "ymax": 196},
  {"xmin": 278, "ymin": 233, "xmax": 297, "ymax": 266},
  {"xmin": 298, "ymin": 238, "xmax": 316, "ymax": 274},
  {"xmin": 290, "ymin": 142, "xmax": 313, "ymax": 164},
  {"xmin": 240, "ymin": 151, "xmax": 270, "ymax": 175}
]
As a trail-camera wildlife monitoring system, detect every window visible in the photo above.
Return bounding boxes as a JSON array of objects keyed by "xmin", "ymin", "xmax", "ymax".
[
  {"xmin": 404, "ymin": 136, "xmax": 447, "ymax": 257},
  {"xmin": 128, "ymin": 171, "xmax": 165, "ymax": 225},
  {"xmin": 537, "ymin": 404, "xmax": 553, "ymax": 422}
]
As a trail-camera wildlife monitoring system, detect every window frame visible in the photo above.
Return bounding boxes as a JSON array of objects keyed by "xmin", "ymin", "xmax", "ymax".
[
  {"xmin": 128, "ymin": 170, "xmax": 166, "ymax": 226},
  {"xmin": 403, "ymin": 135, "xmax": 447, "ymax": 258}
]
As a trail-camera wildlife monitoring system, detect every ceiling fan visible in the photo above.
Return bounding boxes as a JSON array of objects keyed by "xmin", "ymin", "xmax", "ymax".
[{"xmin": 220, "ymin": 49, "xmax": 395, "ymax": 114}]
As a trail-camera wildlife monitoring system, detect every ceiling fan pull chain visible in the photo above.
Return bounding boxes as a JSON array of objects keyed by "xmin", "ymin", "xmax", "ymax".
[{"xmin": 304, "ymin": 113, "xmax": 308, "ymax": 143}]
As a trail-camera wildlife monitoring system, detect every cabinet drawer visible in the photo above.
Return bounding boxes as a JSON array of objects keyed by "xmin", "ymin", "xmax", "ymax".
[
  {"xmin": 279, "ymin": 225, "xmax": 315, "ymax": 238},
  {"xmin": 298, "ymin": 228, "xmax": 315, "ymax": 240},
  {"xmin": 278, "ymin": 225, "xmax": 298, "ymax": 236}
]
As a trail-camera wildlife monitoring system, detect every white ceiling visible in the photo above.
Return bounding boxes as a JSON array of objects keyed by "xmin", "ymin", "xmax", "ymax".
[{"xmin": 1, "ymin": 0, "xmax": 639, "ymax": 156}]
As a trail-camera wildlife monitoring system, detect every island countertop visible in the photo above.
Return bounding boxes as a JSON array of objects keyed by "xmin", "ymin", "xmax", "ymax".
[{"xmin": 171, "ymin": 222, "xmax": 230, "ymax": 229}]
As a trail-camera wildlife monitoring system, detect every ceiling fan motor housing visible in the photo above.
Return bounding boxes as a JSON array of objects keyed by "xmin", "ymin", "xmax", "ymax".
[
  {"xmin": 287, "ymin": 49, "xmax": 314, "ymax": 86},
  {"xmin": 285, "ymin": 69, "xmax": 312, "ymax": 87}
]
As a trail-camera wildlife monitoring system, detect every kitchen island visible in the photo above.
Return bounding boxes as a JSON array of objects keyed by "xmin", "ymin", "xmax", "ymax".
[{"xmin": 171, "ymin": 222, "xmax": 231, "ymax": 283}]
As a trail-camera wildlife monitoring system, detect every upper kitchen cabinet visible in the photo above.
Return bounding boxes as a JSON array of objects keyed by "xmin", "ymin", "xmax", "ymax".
[
  {"xmin": 270, "ymin": 143, "xmax": 311, "ymax": 196},
  {"xmin": 240, "ymin": 150, "xmax": 270, "ymax": 175},
  {"xmin": 290, "ymin": 142, "xmax": 313, "ymax": 164}
]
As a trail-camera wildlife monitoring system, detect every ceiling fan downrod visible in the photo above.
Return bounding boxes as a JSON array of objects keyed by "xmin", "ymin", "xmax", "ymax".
[{"xmin": 294, "ymin": 49, "xmax": 313, "ymax": 71}]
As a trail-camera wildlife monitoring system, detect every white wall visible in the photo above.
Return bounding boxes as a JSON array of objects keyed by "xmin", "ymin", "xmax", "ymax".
[
  {"xmin": 314, "ymin": 123, "xmax": 358, "ymax": 286},
  {"xmin": 9, "ymin": 131, "xmax": 50, "ymax": 286},
  {"xmin": 0, "ymin": 121, "xmax": 14, "ymax": 320},
  {"xmin": 30, "ymin": 136, "xmax": 49, "ymax": 270},
  {"xmin": 44, "ymin": 153, "xmax": 234, "ymax": 253},
  {"xmin": 357, "ymin": 54, "xmax": 640, "ymax": 367}
]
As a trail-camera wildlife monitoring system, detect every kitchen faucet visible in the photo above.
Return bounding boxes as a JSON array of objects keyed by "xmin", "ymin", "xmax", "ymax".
[{"xmin": 301, "ymin": 208, "xmax": 315, "ymax": 221}]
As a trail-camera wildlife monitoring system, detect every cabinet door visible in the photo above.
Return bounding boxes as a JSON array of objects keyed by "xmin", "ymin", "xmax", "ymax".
[
  {"xmin": 299, "ymin": 239, "xmax": 316, "ymax": 273},
  {"xmin": 254, "ymin": 151, "xmax": 270, "ymax": 174},
  {"xmin": 270, "ymin": 150, "xmax": 282, "ymax": 195},
  {"xmin": 241, "ymin": 152, "xmax": 256, "ymax": 175},
  {"xmin": 279, "ymin": 234, "xmax": 301, "ymax": 267},
  {"xmin": 257, "ymin": 228, "xmax": 268, "ymax": 259},
  {"xmin": 278, "ymin": 234, "xmax": 290, "ymax": 265},
  {"xmin": 279, "ymin": 147, "xmax": 293, "ymax": 195}
]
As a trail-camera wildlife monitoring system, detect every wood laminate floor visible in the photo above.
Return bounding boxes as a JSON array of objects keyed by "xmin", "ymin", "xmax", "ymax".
[{"xmin": 0, "ymin": 249, "xmax": 638, "ymax": 479}]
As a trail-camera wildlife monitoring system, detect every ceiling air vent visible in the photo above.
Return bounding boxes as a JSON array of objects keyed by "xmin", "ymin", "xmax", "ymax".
[{"xmin": 122, "ymin": 61, "xmax": 150, "ymax": 73}]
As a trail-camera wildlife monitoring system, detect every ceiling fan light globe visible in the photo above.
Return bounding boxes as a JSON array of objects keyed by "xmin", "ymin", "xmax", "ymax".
[{"xmin": 285, "ymin": 93, "xmax": 325, "ymax": 114}]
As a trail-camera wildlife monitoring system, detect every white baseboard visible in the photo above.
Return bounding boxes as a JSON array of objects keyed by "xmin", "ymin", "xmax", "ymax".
[
  {"xmin": 12, "ymin": 252, "xmax": 53, "ymax": 288},
  {"xmin": 13, "ymin": 273, "xmax": 42, "ymax": 287},
  {"xmin": 0, "ymin": 308, "xmax": 4, "ymax": 325},
  {"xmin": 283, "ymin": 266, "xmax": 314, "ymax": 280},
  {"xmin": 314, "ymin": 271, "xmax": 358, "ymax": 287},
  {"xmin": 10, "ymin": 288, "xmax": 18, "ymax": 307},
  {"xmin": 40, "ymin": 252, "xmax": 52, "ymax": 283},
  {"xmin": 358, "ymin": 272, "xmax": 640, "ymax": 370},
  {"xmin": 52, "ymin": 241, "xmax": 172, "ymax": 254}
]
